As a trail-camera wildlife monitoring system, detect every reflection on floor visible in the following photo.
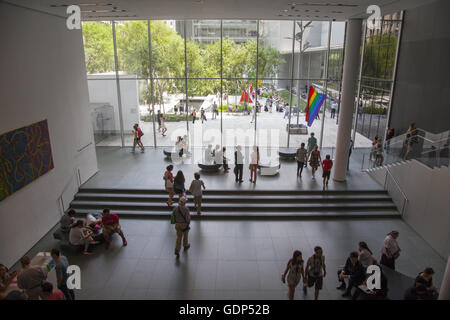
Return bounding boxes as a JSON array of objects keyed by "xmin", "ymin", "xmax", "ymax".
[
  {"xmin": 12, "ymin": 218, "xmax": 445, "ymax": 300},
  {"xmin": 83, "ymin": 147, "xmax": 378, "ymax": 191},
  {"xmin": 8, "ymin": 146, "xmax": 445, "ymax": 300}
]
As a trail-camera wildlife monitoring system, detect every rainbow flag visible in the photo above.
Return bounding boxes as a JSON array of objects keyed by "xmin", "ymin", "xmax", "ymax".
[{"xmin": 305, "ymin": 85, "xmax": 326, "ymax": 127}]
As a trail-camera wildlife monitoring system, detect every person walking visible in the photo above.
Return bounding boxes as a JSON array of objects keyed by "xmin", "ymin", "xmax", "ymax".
[
  {"xmin": 307, "ymin": 132, "xmax": 317, "ymax": 163},
  {"xmin": 403, "ymin": 123, "xmax": 418, "ymax": 160},
  {"xmin": 157, "ymin": 110, "xmax": 162, "ymax": 132},
  {"xmin": 164, "ymin": 165, "xmax": 175, "ymax": 206},
  {"xmin": 305, "ymin": 246, "xmax": 326, "ymax": 300},
  {"xmin": 331, "ymin": 101, "xmax": 338, "ymax": 119},
  {"xmin": 250, "ymin": 106, "xmax": 256, "ymax": 123},
  {"xmin": 249, "ymin": 146, "xmax": 259, "ymax": 184},
  {"xmin": 172, "ymin": 197, "xmax": 191, "ymax": 258},
  {"xmin": 282, "ymin": 250, "xmax": 306, "ymax": 300},
  {"xmin": 173, "ymin": 170, "xmax": 186, "ymax": 198},
  {"xmin": 161, "ymin": 115, "xmax": 167, "ymax": 137},
  {"xmin": 234, "ymin": 145, "xmax": 244, "ymax": 183},
  {"xmin": 385, "ymin": 127, "xmax": 395, "ymax": 152},
  {"xmin": 50, "ymin": 249, "xmax": 75, "ymax": 300},
  {"xmin": 191, "ymin": 109, "xmax": 197, "ymax": 124},
  {"xmin": 131, "ymin": 123, "xmax": 145, "ymax": 153},
  {"xmin": 380, "ymin": 231, "xmax": 401, "ymax": 270},
  {"xmin": 283, "ymin": 104, "xmax": 290, "ymax": 119},
  {"xmin": 369, "ymin": 136, "xmax": 379, "ymax": 162},
  {"xmin": 348, "ymin": 139, "xmax": 354, "ymax": 171},
  {"xmin": 321, "ymin": 154, "xmax": 333, "ymax": 189},
  {"xmin": 295, "ymin": 143, "xmax": 308, "ymax": 178},
  {"xmin": 374, "ymin": 139, "xmax": 384, "ymax": 167},
  {"xmin": 212, "ymin": 101, "xmax": 218, "ymax": 119},
  {"xmin": 222, "ymin": 147, "xmax": 230, "ymax": 173},
  {"xmin": 308, "ymin": 145, "xmax": 322, "ymax": 180},
  {"xmin": 189, "ymin": 172, "xmax": 206, "ymax": 215},
  {"xmin": 200, "ymin": 108, "xmax": 207, "ymax": 123}
]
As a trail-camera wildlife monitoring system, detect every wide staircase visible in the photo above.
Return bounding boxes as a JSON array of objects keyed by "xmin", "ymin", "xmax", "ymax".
[{"xmin": 70, "ymin": 188, "xmax": 399, "ymax": 219}]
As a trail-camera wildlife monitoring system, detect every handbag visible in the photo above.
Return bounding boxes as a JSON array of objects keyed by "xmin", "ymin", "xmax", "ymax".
[{"xmin": 170, "ymin": 214, "xmax": 175, "ymax": 224}]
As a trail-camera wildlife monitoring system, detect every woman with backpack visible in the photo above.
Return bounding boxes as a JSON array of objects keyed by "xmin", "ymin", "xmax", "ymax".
[{"xmin": 282, "ymin": 250, "xmax": 306, "ymax": 300}]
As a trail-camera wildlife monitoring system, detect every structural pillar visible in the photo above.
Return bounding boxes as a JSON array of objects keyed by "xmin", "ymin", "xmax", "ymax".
[
  {"xmin": 333, "ymin": 19, "xmax": 363, "ymax": 181},
  {"xmin": 439, "ymin": 255, "xmax": 450, "ymax": 300}
]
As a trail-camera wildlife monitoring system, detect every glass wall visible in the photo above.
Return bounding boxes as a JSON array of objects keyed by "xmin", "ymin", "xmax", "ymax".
[
  {"xmin": 355, "ymin": 13, "xmax": 402, "ymax": 141},
  {"xmin": 82, "ymin": 18, "xmax": 400, "ymax": 150}
]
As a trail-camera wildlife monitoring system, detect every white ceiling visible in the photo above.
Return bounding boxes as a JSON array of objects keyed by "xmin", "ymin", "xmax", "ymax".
[{"xmin": 3, "ymin": 0, "xmax": 437, "ymax": 21}]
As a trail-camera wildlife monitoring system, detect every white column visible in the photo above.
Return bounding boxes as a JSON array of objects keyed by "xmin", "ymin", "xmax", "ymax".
[
  {"xmin": 333, "ymin": 19, "xmax": 363, "ymax": 181},
  {"xmin": 439, "ymin": 255, "xmax": 450, "ymax": 300}
]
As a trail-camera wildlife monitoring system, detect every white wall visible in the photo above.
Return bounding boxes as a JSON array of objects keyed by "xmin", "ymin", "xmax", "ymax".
[
  {"xmin": 87, "ymin": 74, "xmax": 140, "ymax": 134},
  {"xmin": 0, "ymin": 3, "xmax": 98, "ymax": 268},
  {"xmin": 367, "ymin": 161, "xmax": 450, "ymax": 259}
]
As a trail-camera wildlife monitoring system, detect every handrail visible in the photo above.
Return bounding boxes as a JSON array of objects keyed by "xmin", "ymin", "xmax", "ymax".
[
  {"xmin": 384, "ymin": 167, "xmax": 408, "ymax": 216},
  {"xmin": 421, "ymin": 144, "xmax": 450, "ymax": 155}
]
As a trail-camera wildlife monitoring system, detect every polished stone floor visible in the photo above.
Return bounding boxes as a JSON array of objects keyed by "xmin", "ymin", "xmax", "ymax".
[
  {"xmin": 82, "ymin": 146, "xmax": 380, "ymax": 191},
  {"xmin": 8, "ymin": 146, "xmax": 445, "ymax": 300},
  {"xmin": 12, "ymin": 217, "xmax": 446, "ymax": 300}
]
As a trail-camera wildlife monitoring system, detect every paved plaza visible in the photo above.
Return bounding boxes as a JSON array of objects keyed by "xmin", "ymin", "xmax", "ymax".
[{"xmin": 96, "ymin": 108, "xmax": 372, "ymax": 149}]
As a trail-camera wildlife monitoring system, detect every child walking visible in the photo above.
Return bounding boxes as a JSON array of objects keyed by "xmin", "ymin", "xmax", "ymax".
[{"xmin": 189, "ymin": 172, "xmax": 206, "ymax": 215}]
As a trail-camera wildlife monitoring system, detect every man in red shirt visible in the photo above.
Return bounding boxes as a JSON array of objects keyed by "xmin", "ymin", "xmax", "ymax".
[
  {"xmin": 101, "ymin": 208, "xmax": 127, "ymax": 249},
  {"xmin": 322, "ymin": 154, "xmax": 333, "ymax": 190}
]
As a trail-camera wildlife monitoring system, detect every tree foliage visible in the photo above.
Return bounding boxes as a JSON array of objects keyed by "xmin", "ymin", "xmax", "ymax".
[{"xmin": 82, "ymin": 21, "xmax": 285, "ymax": 101}]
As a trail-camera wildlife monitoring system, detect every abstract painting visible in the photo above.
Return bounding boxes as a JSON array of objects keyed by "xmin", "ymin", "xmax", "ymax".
[{"xmin": 0, "ymin": 120, "xmax": 54, "ymax": 201}]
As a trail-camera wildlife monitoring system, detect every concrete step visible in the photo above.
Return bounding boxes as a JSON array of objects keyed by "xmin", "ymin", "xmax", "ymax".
[
  {"xmin": 78, "ymin": 187, "xmax": 388, "ymax": 196},
  {"xmin": 73, "ymin": 208, "xmax": 401, "ymax": 219},
  {"xmin": 70, "ymin": 200, "xmax": 397, "ymax": 212},
  {"xmin": 74, "ymin": 192, "xmax": 392, "ymax": 203}
]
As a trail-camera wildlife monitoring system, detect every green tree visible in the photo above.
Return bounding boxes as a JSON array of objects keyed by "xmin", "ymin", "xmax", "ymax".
[{"xmin": 82, "ymin": 22, "xmax": 114, "ymax": 74}]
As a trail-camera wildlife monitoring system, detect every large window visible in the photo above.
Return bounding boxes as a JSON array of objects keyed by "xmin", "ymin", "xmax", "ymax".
[
  {"xmin": 82, "ymin": 18, "xmax": 400, "ymax": 150},
  {"xmin": 355, "ymin": 13, "xmax": 402, "ymax": 141}
]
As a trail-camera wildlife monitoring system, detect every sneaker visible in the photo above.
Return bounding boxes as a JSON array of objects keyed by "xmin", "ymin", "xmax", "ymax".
[
  {"xmin": 184, "ymin": 244, "xmax": 191, "ymax": 251},
  {"xmin": 175, "ymin": 251, "xmax": 180, "ymax": 258}
]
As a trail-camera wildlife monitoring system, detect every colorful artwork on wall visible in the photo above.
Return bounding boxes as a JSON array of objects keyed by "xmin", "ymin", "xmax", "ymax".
[{"xmin": 0, "ymin": 120, "xmax": 54, "ymax": 201}]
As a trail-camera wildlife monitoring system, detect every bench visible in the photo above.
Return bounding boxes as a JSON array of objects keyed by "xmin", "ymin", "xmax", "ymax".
[
  {"xmin": 278, "ymin": 148, "xmax": 298, "ymax": 160},
  {"xmin": 198, "ymin": 163, "xmax": 222, "ymax": 172},
  {"xmin": 258, "ymin": 162, "xmax": 281, "ymax": 176},
  {"xmin": 287, "ymin": 123, "xmax": 308, "ymax": 135}
]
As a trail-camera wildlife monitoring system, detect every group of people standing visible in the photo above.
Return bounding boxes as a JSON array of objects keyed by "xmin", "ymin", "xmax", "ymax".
[
  {"xmin": 281, "ymin": 230, "xmax": 439, "ymax": 300},
  {"xmin": 296, "ymin": 132, "xmax": 333, "ymax": 189}
]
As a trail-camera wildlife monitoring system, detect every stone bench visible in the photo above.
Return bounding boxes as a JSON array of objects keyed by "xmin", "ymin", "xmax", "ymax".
[
  {"xmin": 278, "ymin": 148, "xmax": 298, "ymax": 160},
  {"xmin": 198, "ymin": 163, "xmax": 222, "ymax": 172},
  {"xmin": 287, "ymin": 123, "xmax": 308, "ymax": 135},
  {"xmin": 258, "ymin": 162, "xmax": 281, "ymax": 176}
]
